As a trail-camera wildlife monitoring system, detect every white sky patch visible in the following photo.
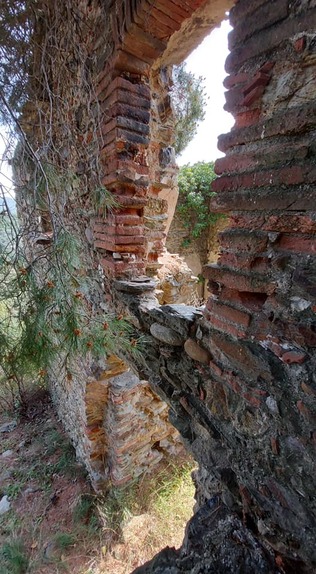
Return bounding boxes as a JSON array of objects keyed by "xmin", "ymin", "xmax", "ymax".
[
  {"xmin": 178, "ymin": 19, "xmax": 233, "ymax": 166},
  {"xmin": 0, "ymin": 131, "xmax": 14, "ymax": 198}
]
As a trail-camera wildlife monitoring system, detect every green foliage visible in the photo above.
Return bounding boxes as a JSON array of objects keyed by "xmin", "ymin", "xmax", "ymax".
[
  {"xmin": 177, "ymin": 161, "xmax": 221, "ymax": 242},
  {"xmin": 172, "ymin": 63, "xmax": 207, "ymax": 156},
  {"xmin": 0, "ymin": 540, "xmax": 29, "ymax": 574},
  {"xmin": 0, "ymin": 214, "xmax": 141, "ymax": 410},
  {"xmin": 54, "ymin": 532, "xmax": 76, "ymax": 550},
  {"xmin": 0, "ymin": 2, "xmax": 32, "ymax": 123}
]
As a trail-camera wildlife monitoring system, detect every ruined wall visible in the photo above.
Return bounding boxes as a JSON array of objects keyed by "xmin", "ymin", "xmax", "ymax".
[
  {"xmin": 119, "ymin": 1, "xmax": 316, "ymax": 572},
  {"xmin": 19, "ymin": 0, "xmax": 316, "ymax": 570}
]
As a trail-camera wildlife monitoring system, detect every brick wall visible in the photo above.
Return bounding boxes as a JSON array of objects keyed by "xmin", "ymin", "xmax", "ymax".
[{"xmin": 102, "ymin": 0, "xmax": 316, "ymax": 571}]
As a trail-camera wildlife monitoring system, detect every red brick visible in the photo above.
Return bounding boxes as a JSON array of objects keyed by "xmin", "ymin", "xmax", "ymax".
[
  {"xmin": 242, "ymin": 85, "xmax": 265, "ymax": 107},
  {"xmin": 206, "ymin": 299, "xmax": 251, "ymax": 328},
  {"xmin": 231, "ymin": 213, "xmax": 316, "ymax": 234},
  {"xmin": 242, "ymin": 392, "xmax": 261, "ymax": 408},
  {"xmin": 101, "ymin": 256, "xmax": 145, "ymax": 271},
  {"xmin": 95, "ymin": 225, "xmax": 144, "ymax": 237},
  {"xmin": 227, "ymin": 376, "xmax": 243, "ymax": 395},
  {"xmin": 276, "ymin": 235, "xmax": 316, "ymax": 254},
  {"xmin": 218, "ymin": 102, "xmax": 316, "ymax": 153},
  {"xmin": 98, "ymin": 75, "xmax": 150, "ymax": 100},
  {"xmin": 259, "ymin": 62, "xmax": 275, "ymax": 74},
  {"xmin": 294, "ymin": 36, "xmax": 306, "ymax": 52},
  {"xmin": 239, "ymin": 484, "xmax": 252, "ymax": 505},
  {"xmin": 244, "ymin": 72, "xmax": 271, "ymax": 96},
  {"xmin": 211, "ymin": 335, "xmax": 272, "ymax": 382},
  {"xmin": 204, "ymin": 311, "xmax": 247, "ymax": 339},
  {"xmin": 223, "ymin": 72, "xmax": 249, "ymax": 89},
  {"xmin": 230, "ymin": 0, "xmax": 268, "ymax": 26},
  {"xmin": 152, "ymin": 0, "xmax": 191, "ymax": 21},
  {"xmin": 109, "ymin": 103, "xmax": 150, "ymax": 124},
  {"xmin": 226, "ymin": 9, "xmax": 316, "ymax": 73},
  {"xmin": 209, "ymin": 360, "xmax": 223, "ymax": 378},
  {"xmin": 99, "ymin": 234, "xmax": 145, "ymax": 246},
  {"xmin": 297, "ymin": 400, "xmax": 316, "ymax": 424},
  {"xmin": 210, "ymin": 186, "xmax": 316, "ymax": 214},
  {"xmin": 95, "ymin": 240, "xmax": 146, "ymax": 253},
  {"xmin": 219, "ymin": 229, "xmax": 268, "ymax": 253},
  {"xmin": 114, "ymin": 49, "xmax": 151, "ymax": 75},
  {"xmin": 214, "ymin": 154, "xmax": 258, "ymax": 175},
  {"xmin": 101, "ymin": 87, "xmax": 151, "ymax": 110},
  {"xmin": 136, "ymin": 1, "xmax": 183, "ymax": 34},
  {"xmin": 111, "ymin": 195, "xmax": 148, "ymax": 208},
  {"xmin": 123, "ymin": 23, "xmax": 167, "ymax": 63},
  {"xmin": 109, "ymin": 215, "xmax": 144, "ymax": 226},
  {"xmin": 204, "ymin": 264, "xmax": 275, "ymax": 295},
  {"xmin": 271, "ymin": 437, "xmax": 280, "ymax": 455},
  {"xmin": 212, "ymin": 165, "xmax": 312, "ymax": 194},
  {"xmin": 234, "ymin": 109, "xmax": 261, "ymax": 128},
  {"xmin": 229, "ymin": 0, "xmax": 289, "ymax": 50}
]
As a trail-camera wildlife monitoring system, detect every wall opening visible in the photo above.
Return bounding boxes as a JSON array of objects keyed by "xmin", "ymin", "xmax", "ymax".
[{"xmin": 165, "ymin": 19, "xmax": 233, "ymax": 304}]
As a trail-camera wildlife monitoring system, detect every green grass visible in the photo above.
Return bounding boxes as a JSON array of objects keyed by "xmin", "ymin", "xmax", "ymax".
[
  {"xmin": 0, "ymin": 539, "xmax": 29, "ymax": 574},
  {"xmin": 54, "ymin": 531, "xmax": 77, "ymax": 550}
]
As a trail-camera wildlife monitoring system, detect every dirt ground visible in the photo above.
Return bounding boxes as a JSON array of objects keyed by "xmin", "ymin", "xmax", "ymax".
[{"xmin": 0, "ymin": 392, "xmax": 194, "ymax": 573}]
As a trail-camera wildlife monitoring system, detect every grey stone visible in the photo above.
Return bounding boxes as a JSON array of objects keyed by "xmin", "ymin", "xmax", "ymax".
[
  {"xmin": 184, "ymin": 338, "xmax": 211, "ymax": 364},
  {"xmin": 113, "ymin": 278, "xmax": 157, "ymax": 293},
  {"xmin": 0, "ymin": 495, "xmax": 10, "ymax": 515},
  {"xmin": 146, "ymin": 304, "xmax": 202, "ymax": 337},
  {"xmin": 150, "ymin": 323, "xmax": 184, "ymax": 346},
  {"xmin": 1, "ymin": 450, "xmax": 13, "ymax": 458},
  {"xmin": 0, "ymin": 420, "xmax": 17, "ymax": 433},
  {"xmin": 266, "ymin": 396, "xmax": 279, "ymax": 415}
]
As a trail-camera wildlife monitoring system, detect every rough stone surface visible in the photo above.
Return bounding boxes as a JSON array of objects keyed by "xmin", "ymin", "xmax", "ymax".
[
  {"xmin": 184, "ymin": 338, "xmax": 211, "ymax": 364},
  {"xmin": 132, "ymin": 503, "xmax": 279, "ymax": 574},
  {"xmin": 0, "ymin": 495, "xmax": 10, "ymax": 515},
  {"xmin": 0, "ymin": 421, "xmax": 17, "ymax": 433},
  {"xmin": 150, "ymin": 323, "xmax": 184, "ymax": 346}
]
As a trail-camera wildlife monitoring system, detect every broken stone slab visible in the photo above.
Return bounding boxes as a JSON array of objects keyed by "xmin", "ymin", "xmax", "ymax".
[
  {"xmin": 184, "ymin": 338, "xmax": 211, "ymax": 364},
  {"xmin": 150, "ymin": 323, "xmax": 184, "ymax": 346},
  {"xmin": 113, "ymin": 277, "xmax": 157, "ymax": 293},
  {"xmin": 145, "ymin": 304, "xmax": 202, "ymax": 337},
  {"xmin": 0, "ymin": 495, "xmax": 10, "ymax": 515},
  {"xmin": 0, "ymin": 420, "xmax": 17, "ymax": 433}
]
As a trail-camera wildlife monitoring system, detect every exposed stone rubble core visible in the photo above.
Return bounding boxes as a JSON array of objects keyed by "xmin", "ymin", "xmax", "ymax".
[{"xmin": 132, "ymin": 502, "xmax": 280, "ymax": 574}]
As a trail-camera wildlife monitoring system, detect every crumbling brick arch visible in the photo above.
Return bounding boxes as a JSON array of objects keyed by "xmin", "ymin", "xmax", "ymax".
[{"xmin": 95, "ymin": 0, "xmax": 233, "ymax": 277}]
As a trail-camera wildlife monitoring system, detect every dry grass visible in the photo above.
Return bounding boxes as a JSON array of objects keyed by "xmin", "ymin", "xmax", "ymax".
[
  {"xmin": 0, "ymin": 397, "xmax": 195, "ymax": 574},
  {"xmin": 85, "ymin": 460, "xmax": 195, "ymax": 574}
]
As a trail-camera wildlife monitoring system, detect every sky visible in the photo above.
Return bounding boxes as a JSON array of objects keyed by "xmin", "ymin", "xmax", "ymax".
[{"xmin": 178, "ymin": 19, "xmax": 233, "ymax": 166}]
